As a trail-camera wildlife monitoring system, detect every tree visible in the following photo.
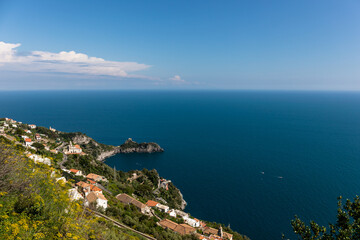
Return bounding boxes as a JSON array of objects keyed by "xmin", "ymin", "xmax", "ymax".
[{"xmin": 289, "ymin": 196, "xmax": 360, "ymax": 240}]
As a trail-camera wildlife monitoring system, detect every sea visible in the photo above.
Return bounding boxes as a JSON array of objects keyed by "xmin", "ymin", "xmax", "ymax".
[{"xmin": 1, "ymin": 90, "xmax": 360, "ymax": 240}]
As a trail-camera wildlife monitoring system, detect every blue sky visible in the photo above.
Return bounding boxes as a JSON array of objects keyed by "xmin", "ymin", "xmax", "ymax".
[{"xmin": 0, "ymin": 0, "xmax": 359, "ymax": 90}]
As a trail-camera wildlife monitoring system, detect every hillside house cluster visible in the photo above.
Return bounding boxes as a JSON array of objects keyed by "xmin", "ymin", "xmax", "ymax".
[
  {"xmin": 146, "ymin": 199, "xmax": 233, "ymax": 239},
  {"xmin": 76, "ymin": 181, "xmax": 108, "ymax": 210}
]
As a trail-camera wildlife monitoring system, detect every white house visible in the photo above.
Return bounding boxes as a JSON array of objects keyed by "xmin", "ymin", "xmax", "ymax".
[
  {"xmin": 49, "ymin": 126, "xmax": 56, "ymax": 132},
  {"xmin": 35, "ymin": 134, "xmax": 41, "ymax": 140},
  {"xmin": 70, "ymin": 169, "xmax": 84, "ymax": 176},
  {"xmin": 3, "ymin": 123, "xmax": 9, "ymax": 127},
  {"xmin": 0, "ymin": 127, "xmax": 5, "ymax": 133},
  {"xmin": 169, "ymin": 209, "xmax": 177, "ymax": 218},
  {"xmin": 174, "ymin": 209, "xmax": 189, "ymax": 218},
  {"xmin": 68, "ymin": 188, "xmax": 84, "ymax": 201},
  {"xmin": 24, "ymin": 138, "xmax": 33, "ymax": 147},
  {"xmin": 25, "ymin": 130, "xmax": 32, "ymax": 134},
  {"xmin": 85, "ymin": 192, "xmax": 108, "ymax": 210},
  {"xmin": 156, "ymin": 203, "xmax": 170, "ymax": 213},
  {"xmin": 29, "ymin": 124, "xmax": 36, "ymax": 129},
  {"xmin": 27, "ymin": 154, "xmax": 51, "ymax": 165},
  {"xmin": 183, "ymin": 216, "xmax": 200, "ymax": 228},
  {"xmin": 12, "ymin": 124, "xmax": 17, "ymax": 128}
]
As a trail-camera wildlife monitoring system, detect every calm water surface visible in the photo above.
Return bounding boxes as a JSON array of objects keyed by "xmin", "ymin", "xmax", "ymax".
[{"xmin": 1, "ymin": 90, "xmax": 360, "ymax": 240}]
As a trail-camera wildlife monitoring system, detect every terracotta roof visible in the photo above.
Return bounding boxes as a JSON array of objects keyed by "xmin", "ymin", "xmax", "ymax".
[
  {"xmin": 74, "ymin": 144, "xmax": 81, "ymax": 149},
  {"xmin": 70, "ymin": 169, "xmax": 79, "ymax": 173},
  {"xmin": 203, "ymin": 227, "xmax": 219, "ymax": 236},
  {"xmin": 87, "ymin": 179, "xmax": 96, "ymax": 184},
  {"xmin": 76, "ymin": 181, "xmax": 90, "ymax": 188},
  {"xmin": 87, "ymin": 173, "xmax": 101, "ymax": 180},
  {"xmin": 86, "ymin": 192, "xmax": 97, "ymax": 203},
  {"xmin": 90, "ymin": 185, "xmax": 102, "ymax": 192},
  {"xmin": 209, "ymin": 235, "xmax": 221, "ymax": 240},
  {"xmin": 25, "ymin": 138, "xmax": 32, "ymax": 142},
  {"xmin": 158, "ymin": 219, "xmax": 178, "ymax": 231},
  {"xmin": 174, "ymin": 224, "xmax": 196, "ymax": 235},
  {"xmin": 146, "ymin": 200, "xmax": 159, "ymax": 207},
  {"xmin": 116, "ymin": 193, "xmax": 147, "ymax": 210}
]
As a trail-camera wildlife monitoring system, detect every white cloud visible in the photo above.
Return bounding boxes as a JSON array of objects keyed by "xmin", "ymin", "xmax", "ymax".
[
  {"xmin": 169, "ymin": 75, "xmax": 185, "ymax": 82},
  {"xmin": 0, "ymin": 41, "xmax": 150, "ymax": 78}
]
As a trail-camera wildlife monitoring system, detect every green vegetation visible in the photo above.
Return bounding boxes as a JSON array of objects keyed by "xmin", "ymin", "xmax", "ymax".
[
  {"xmin": 289, "ymin": 196, "xmax": 360, "ymax": 240},
  {"xmin": 0, "ymin": 139, "xmax": 142, "ymax": 240}
]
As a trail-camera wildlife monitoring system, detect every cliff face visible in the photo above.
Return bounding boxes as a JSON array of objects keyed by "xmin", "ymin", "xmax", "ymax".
[
  {"xmin": 118, "ymin": 138, "xmax": 164, "ymax": 154},
  {"xmin": 72, "ymin": 134, "xmax": 94, "ymax": 145}
]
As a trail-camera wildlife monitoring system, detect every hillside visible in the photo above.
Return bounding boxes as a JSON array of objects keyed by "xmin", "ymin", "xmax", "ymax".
[{"xmin": 0, "ymin": 118, "xmax": 250, "ymax": 240}]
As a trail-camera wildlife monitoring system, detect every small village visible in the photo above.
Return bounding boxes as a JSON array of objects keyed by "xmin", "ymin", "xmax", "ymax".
[{"xmin": 0, "ymin": 118, "xmax": 234, "ymax": 240}]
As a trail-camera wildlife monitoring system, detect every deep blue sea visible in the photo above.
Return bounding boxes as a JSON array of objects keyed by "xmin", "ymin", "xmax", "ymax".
[{"xmin": 1, "ymin": 90, "xmax": 360, "ymax": 240}]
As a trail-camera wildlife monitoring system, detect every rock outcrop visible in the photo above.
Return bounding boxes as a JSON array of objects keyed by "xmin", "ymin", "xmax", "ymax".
[
  {"xmin": 71, "ymin": 134, "xmax": 94, "ymax": 145},
  {"xmin": 96, "ymin": 138, "xmax": 163, "ymax": 161},
  {"xmin": 118, "ymin": 138, "xmax": 164, "ymax": 154}
]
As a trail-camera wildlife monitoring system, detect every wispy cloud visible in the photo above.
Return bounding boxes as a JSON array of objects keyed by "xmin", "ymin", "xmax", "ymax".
[
  {"xmin": 169, "ymin": 75, "xmax": 185, "ymax": 83},
  {"xmin": 0, "ymin": 41, "xmax": 150, "ymax": 78}
]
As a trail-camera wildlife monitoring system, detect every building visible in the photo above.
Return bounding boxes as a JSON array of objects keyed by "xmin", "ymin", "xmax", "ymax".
[
  {"xmin": 50, "ymin": 149, "xmax": 58, "ymax": 154},
  {"xmin": 156, "ymin": 203, "xmax": 170, "ymax": 213},
  {"xmin": 65, "ymin": 142, "xmax": 83, "ymax": 154},
  {"xmin": 146, "ymin": 200, "xmax": 159, "ymax": 207},
  {"xmin": 49, "ymin": 126, "xmax": 56, "ymax": 132},
  {"xmin": 169, "ymin": 209, "xmax": 177, "ymax": 217},
  {"xmin": 203, "ymin": 227, "xmax": 219, "ymax": 236},
  {"xmin": 76, "ymin": 181, "xmax": 90, "ymax": 188},
  {"xmin": 12, "ymin": 124, "xmax": 17, "ymax": 128},
  {"xmin": 35, "ymin": 134, "xmax": 41, "ymax": 140},
  {"xmin": 24, "ymin": 138, "xmax": 33, "ymax": 147},
  {"xmin": 160, "ymin": 178, "xmax": 171, "ymax": 190},
  {"xmin": 158, "ymin": 219, "xmax": 178, "ymax": 231},
  {"xmin": 70, "ymin": 169, "xmax": 83, "ymax": 176},
  {"xmin": 28, "ymin": 124, "xmax": 36, "ymax": 129},
  {"xmin": 202, "ymin": 227, "xmax": 232, "ymax": 240},
  {"xmin": 83, "ymin": 184, "xmax": 103, "ymax": 195},
  {"xmin": 68, "ymin": 188, "xmax": 84, "ymax": 201},
  {"xmin": 27, "ymin": 154, "xmax": 51, "ymax": 165},
  {"xmin": 86, "ymin": 173, "xmax": 108, "ymax": 182},
  {"xmin": 174, "ymin": 209, "xmax": 189, "ymax": 218},
  {"xmin": 0, "ymin": 126, "xmax": 4, "ymax": 133},
  {"xmin": 116, "ymin": 193, "xmax": 150, "ymax": 214},
  {"xmin": 158, "ymin": 219, "xmax": 196, "ymax": 235},
  {"xmin": 85, "ymin": 192, "xmax": 108, "ymax": 210},
  {"xmin": 25, "ymin": 130, "xmax": 31, "ymax": 134},
  {"xmin": 183, "ymin": 216, "xmax": 200, "ymax": 228}
]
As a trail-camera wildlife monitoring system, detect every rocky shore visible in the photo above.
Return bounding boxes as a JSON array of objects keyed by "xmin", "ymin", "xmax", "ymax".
[{"xmin": 95, "ymin": 138, "xmax": 164, "ymax": 161}]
